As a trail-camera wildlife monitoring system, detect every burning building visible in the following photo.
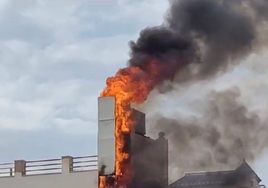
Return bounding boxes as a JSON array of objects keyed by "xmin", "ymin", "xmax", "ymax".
[
  {"xmin": 95, "ymin": 0, "xmax": 268, "ymax": 188},
  {"xmin": 97, "ymin": 96, "xmax": 168, "ymax": 188},
  {"xmin": 96, "ymin": 95, "xmax": 265, "ymax": 188}
]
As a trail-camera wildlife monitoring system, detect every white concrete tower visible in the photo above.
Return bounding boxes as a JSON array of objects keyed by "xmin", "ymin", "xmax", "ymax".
[{"xmin": 98, "ymin": 97, "xmax": 116, "ymax": 175}]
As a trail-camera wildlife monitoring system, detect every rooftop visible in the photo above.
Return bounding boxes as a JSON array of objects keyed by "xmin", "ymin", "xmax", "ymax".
[{"xmin": 169, "ymin": 161, "xmax": 261, "ymax": 188}]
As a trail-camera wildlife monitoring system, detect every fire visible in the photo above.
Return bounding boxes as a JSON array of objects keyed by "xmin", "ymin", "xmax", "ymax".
[
  {"xmin": 100, "ymin": 66, "xmax": 149, "ymax": 188},
  {"xmin": 99, "ymin": 56, "xmax": 189, "ymax": 188},
  {"xmin": 99, "ymin": 176, "xmax": 107, "ymax": 188}
]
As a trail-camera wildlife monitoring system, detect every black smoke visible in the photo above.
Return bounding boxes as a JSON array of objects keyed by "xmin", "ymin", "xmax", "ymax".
[
  {"xmin": 129, "ymin": 27, "xmax": 196, "ymax": 67},
  {"xmin": 128, "ymin": 0, "xmax": 268, "ymax": 85},
  {"xmin": 123, "ymin": 0, "xmax": 268, "ymax": 185}
]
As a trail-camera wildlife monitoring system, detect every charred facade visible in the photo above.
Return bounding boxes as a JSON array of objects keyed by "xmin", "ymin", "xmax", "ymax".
[
  {"xmin": 98, "ymin": 97, "xmax": 168, "ymax": 188},
  {"xmin": 130, "ymin": 109, "xmax": 168, "ymax": 188}
]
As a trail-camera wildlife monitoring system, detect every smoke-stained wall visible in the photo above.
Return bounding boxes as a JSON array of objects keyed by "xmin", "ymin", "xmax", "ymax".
[
  {"xmin": 97, "ymin": 97, "xmax": 169, "ymax": 188},
  {"xmin": 130, "ymin": 110, "xmax": 168, "ymax": 188}
]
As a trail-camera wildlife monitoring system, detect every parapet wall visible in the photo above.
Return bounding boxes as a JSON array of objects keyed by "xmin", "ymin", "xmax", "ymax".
[{"xmin": 0, "ymin": 155, "xmax": 98, "ymax": 188}]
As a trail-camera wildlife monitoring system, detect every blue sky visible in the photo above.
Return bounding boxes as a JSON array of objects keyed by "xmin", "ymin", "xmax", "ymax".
[{"xmin": 0, "ymin": 0, "xmax": 267, "ymax": 184}]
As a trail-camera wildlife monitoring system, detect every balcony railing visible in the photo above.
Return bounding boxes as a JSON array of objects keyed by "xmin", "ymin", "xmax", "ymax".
[
  {"xmin": 72, "ymin": 155, "xmax": 98, "ymax": 171},
  {"xmin": 0, "ymin": 155, "xmax": 98, "ymax": 178},
  {"xmin": 0, "ymin": 162, "xmax": 14, "ymax": 177},
  {"xmin": 26, "ymin": 158, "xmax": 62, "ymax": 175}
]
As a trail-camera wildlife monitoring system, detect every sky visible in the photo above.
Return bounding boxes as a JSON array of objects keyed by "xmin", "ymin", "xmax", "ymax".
[{"xmin": 0, "ymin": 0, "xmax": 267, "ymax": 184}]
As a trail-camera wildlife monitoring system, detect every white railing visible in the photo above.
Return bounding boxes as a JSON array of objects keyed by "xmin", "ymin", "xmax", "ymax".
[
  {"xmin": 72, "ymin": 155, "xmax": 97, "ymax": 172},
  {"xmin": 26, "ymin": 158, "xmax": 62, "ymax": 175},
  {"xmin": 0, "ymin": 162, "xmax": 14, "ymax": 177},
  {"xmin": 0, "ymin": 155, "xmax": 98, "ymax": 177}
]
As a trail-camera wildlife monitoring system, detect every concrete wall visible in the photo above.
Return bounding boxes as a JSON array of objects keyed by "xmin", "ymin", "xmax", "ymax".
[
  {"xmin": 0, "ymin": 155, "xmax": 98, "ymax": 188},
  {"xmin": 98, "ymin": 97, "xmax": 116, "ymax": 175},
  {"xmin": 0, "ymin": 170, "xmax": 98, "ymax": 188},
  {"xmin": 130, "ymin": 109, "xmax": 169, "ymax": 188},
  {"xmin": 237, "ymin": 173, "xmax": 261, "ymax": 188}
]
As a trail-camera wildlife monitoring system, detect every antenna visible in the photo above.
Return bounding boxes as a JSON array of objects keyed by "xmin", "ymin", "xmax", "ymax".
[{"xmin": 241, "ymin": 141, "xmax": 246, "ymax": 163}]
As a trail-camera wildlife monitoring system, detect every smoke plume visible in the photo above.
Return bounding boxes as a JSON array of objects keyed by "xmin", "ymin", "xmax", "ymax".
[
  {"xmin": 100, "ymin": 0, "xmax": 268, "ymax": 187},
  {"xmin": 128, "ymin": 0, "xmax": 268, "ymax": 85},
  {"xmin": 148, "ymin": 87, "xmax": 268, "ymax": 181},
  {"xmin": 126, "ymin": 0, "xmax": 268, "ymax": 179}
]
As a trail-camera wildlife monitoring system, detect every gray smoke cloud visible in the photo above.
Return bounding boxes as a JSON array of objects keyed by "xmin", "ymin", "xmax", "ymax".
[
  {"xmin": 173, "ymin": 0, "xmax": 268, "ymax": 83},
  {"xmin": 168, "ymin": 0, "xmax": 254, "ymax": 81},
  {"xmin": 128, "ymin": 0, "xmax": 268, "ymax": 89},
  {"xmin": 127, "ymin": 0, "xmax": 268, "ymax": 185},
  {"xmin": 148, "ymin": 87, "xmax": 268, "ymax": 181}
]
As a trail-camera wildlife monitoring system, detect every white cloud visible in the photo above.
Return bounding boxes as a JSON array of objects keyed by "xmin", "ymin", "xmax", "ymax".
[
  {"xmin": 107, "ymin": 0, "xmax": 169, "ymax": 26},
  {"xmin": 0, "ymin": 0, "xmax": 168, "ymax": 134}
]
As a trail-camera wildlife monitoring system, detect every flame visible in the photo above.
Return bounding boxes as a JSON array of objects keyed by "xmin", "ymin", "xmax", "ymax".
[
  {"xmin": 99, "ymin": 57, "xmax": 189, "ymax": 187},
  {"xmin": 100, "ymin": 67, "xmax": 147, "ymax": 188},
  {"xmin": 99, "ymin": 176, "xmax": 107, "ymax": 188}
]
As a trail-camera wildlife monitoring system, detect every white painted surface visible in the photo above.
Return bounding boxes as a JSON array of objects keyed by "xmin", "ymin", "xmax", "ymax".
[
  {"xmin": 98, "ymin": 97, "xmax": 116, "ymax": 175},
  {"xmin": 0, "ymin": 170, "xmax": 98, "ymax": 188}
]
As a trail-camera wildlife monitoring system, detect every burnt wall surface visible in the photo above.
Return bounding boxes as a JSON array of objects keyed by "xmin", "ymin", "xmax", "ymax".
[
  {"xmin": 97, "ymin": 97, "xmax": 168, "ymax": 188},
  {"xmin": 130, "ymin": 110, "xmax": 168, "ymax": 188}
]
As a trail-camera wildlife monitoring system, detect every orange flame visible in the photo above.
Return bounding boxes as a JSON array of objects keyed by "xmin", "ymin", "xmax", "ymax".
[
  {"xmin": 99, "ymin": 58, "xmax": 188, "ymax": 188},
  {"xmin": 99, "ymin": 176, "xmax": 107, "ymax": 188}
]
